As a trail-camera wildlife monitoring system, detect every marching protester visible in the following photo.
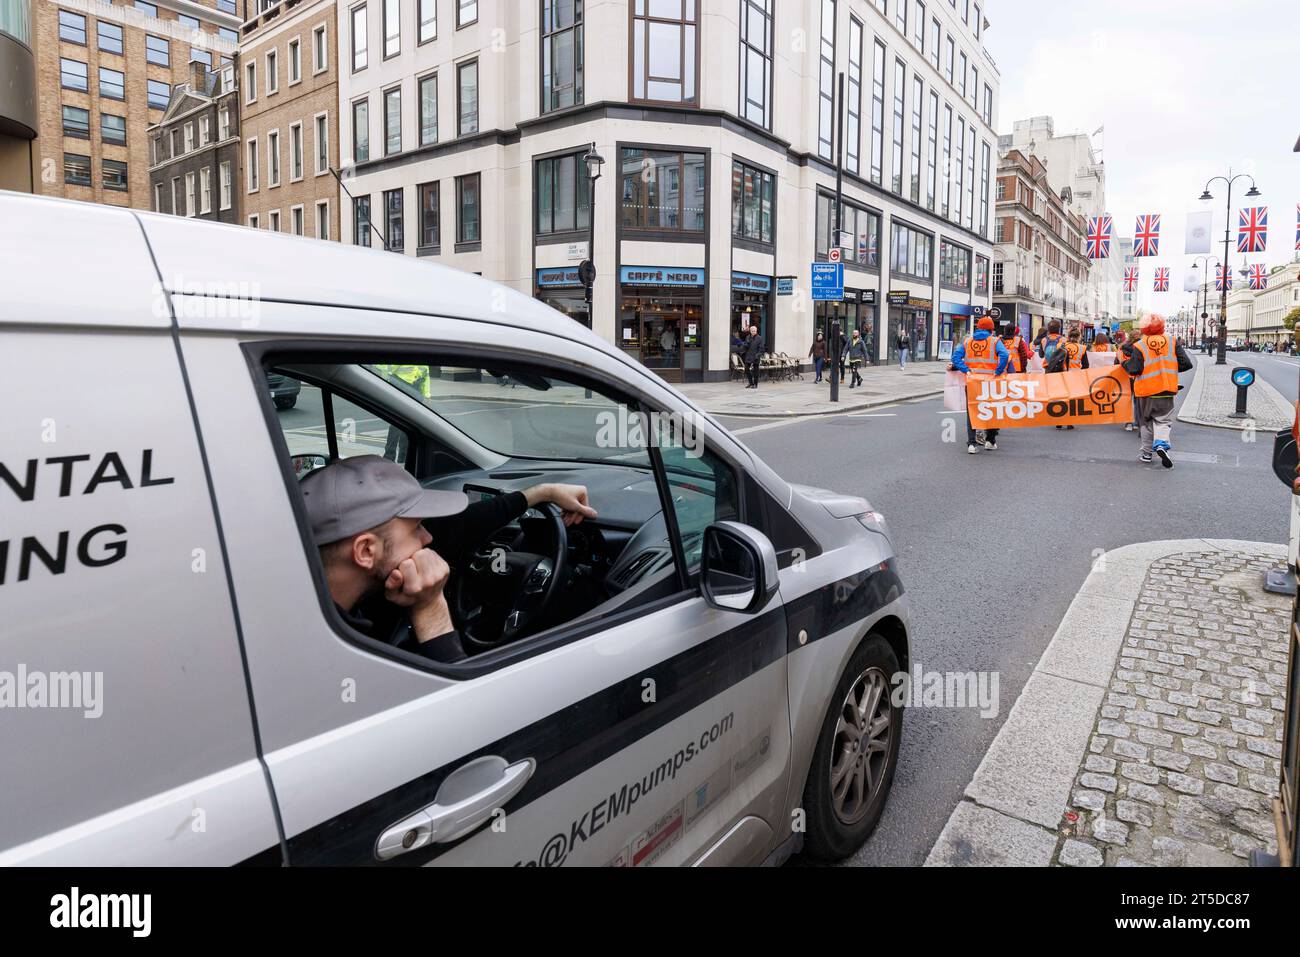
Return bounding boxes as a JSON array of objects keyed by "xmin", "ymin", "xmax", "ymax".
[
  {"xmin": 1044, "ymin": 323, "xmax": 1087, "ymax": 429},
  {"xmin": 1122, "ymin": 314, "xmax": 1193, "ymax": 468},
  {"xmin": 951, "ymin": 316, "xmax": 1009, "ymax": 455},
  {"xmin": 1000, "ymin": 321, "xmax": 1033, "ymax": 373},
  {"xmin": 1091, "ymin": 331, "xmax": 1113, "ymax": 354},
  {"xmin": 1038, "ymin": 320, "xmax": 1065, "ymax": 365},
  {"xmin": 1113, "ymin": 329, "xmax": 1141, "ymax": 432},
  {"xmin": 848, "ymin": 328, "xmax": 868, "ymax": 388},
  {"xmin": 809, "ymin": 331, "xmax": 827, "ymax": 384}
]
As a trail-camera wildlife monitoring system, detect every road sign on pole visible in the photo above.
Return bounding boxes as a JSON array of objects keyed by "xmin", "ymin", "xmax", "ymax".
[
  {"xmin": 811, "ymin": 263, "xmax": 844, "ymax": 302},
  {"xmin": 828, "ymin": 247, "xmax": 842, "ymax": 264}
]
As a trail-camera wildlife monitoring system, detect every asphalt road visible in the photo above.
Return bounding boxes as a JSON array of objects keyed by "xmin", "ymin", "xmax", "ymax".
[{"xmin": 718, "ymin": 356, "xmax": 1294, "ymax": 866}]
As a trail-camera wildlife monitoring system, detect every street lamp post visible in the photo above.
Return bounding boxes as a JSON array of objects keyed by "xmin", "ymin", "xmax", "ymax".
[
  {"xmin": 1190, "ymin": 255, "xmax": 1215, "ymax": 352},
  {"xmin": 580, "ymin": 148, "xmax": 605, "ymax": 326},
  {"xmin": 1199, "ymin": 173, "xmax": 1261, "ymax": 365}
]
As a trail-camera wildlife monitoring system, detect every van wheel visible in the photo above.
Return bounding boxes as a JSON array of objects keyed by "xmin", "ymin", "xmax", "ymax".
[
  {"xmin": 275, "ymin": 396, "xmax": 297, "ymax": 410},
  {"xmin": 800, "ymin": 635, "xmax": 903, "ymax": 861}
]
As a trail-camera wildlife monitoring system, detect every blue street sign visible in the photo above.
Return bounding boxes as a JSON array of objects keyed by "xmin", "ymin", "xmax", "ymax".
[
  {"xmin": 811, "ymin": 262, "xmax": 844, "ymax": 301},
  {"xmin": 1231, "ymin": 368, "xmax": 1256, "ymax": 388}
]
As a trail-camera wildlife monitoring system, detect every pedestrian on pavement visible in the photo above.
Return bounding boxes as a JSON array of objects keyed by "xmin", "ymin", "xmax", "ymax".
[
  {"xmin": 836, "ymin": 327, "xmax": 849, "ymax": 383},
  {"xmin": 809, "ymin": 332, "xmax": 827, "ymax": 384},
  {"xmin": 1122, "ymin": 314, "xmax": 1193, "ymax": 469},
  {"xmin": 898, "ymin": 328, "xmax": 911, "ymax": 370},
  {"xmin": 742, "ymin": 324, "xmax": 765, "ymax": 389},
  {"xmin": 848, "ymin": 329, "xmax": 868, "ymax": 388},
  {"xmin": 951, "ymin": 316, "xmax": 1009, "ymax": 454},
  {"xmin": 1000, "ymin": 321, "xmax": 1032, "ymax": 373}
]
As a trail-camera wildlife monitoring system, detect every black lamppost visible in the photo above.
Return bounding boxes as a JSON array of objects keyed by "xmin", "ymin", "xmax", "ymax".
[
  {"xmin": 580, "ymin": 148, "xmax": 605, "ymax": 326},
  {"xmin": 1190, "ymin": 255, "xmax": 1215, "ymax": 350},
  {"xmin": 1199, "ymin": 173, "xmax": 1261, "ymax": 364}
]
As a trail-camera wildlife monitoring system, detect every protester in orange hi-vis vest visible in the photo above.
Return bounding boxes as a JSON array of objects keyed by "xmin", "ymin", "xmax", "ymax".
[
  {"xmin": 1000, "ymin": 321, "xmax": 1032, "ymax": 373},
  {"xmin": 1045, "ymin": 326, "xmax": 1089, "ymax": 430},
  {"xmin": 950, "ymin": 316, "xmax": 1009, "ymax": 455},
  {"xmin": 1121, "ymin": 314, "xmax": 1193, "ymax": 469},
  {"xmin": 1091, "ymin": 332, "xmax": 1113, "ymax": 353}
]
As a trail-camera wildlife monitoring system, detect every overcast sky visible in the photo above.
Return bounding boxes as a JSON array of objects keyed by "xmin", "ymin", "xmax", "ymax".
[{"xmin": 985, "ymin": 0, "xmax": 1299, "ymax": 313}]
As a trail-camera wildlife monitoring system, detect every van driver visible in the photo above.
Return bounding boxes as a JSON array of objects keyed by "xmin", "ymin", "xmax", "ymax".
[{"xmin": 301, "ymin": 456, "xmax": 596, "ymax": 662}]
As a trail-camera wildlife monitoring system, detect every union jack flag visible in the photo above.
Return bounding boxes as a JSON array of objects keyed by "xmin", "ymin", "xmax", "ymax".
[
  {"xmin": 1153, "ymin": 268, "xmax": 1169, "ymax": 292},
  {"xmin": 1133, "ymin": 214, "xmax": 1161, "ymax": 257},
  {"xmin": 1123, "ymin": 267, "xmax": 1138, "ymax": 292},
  {"xmin": 1248, "ymin": 264, "xmax": 1268, "ymax": 291},
  {"xmin": 1086, "ymin": 215, "xmax": 1113, "ymax": 260},
  {"xmin": 1216, "ymin": 265, "xmax": 1232, "ymax": 291},
  {"xmin": 1238, "ymin": 206, "xmax": 1267, "ymax": 253}
]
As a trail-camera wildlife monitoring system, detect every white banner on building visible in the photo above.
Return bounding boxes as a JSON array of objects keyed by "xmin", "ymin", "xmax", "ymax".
[
  {"xmin": 1183, "ymin": 270, "xmax": 1200, "ymax": 292},
  {"xmin": 1184, "ymin": 211, "xmax": 1213, "ymax": 254}
]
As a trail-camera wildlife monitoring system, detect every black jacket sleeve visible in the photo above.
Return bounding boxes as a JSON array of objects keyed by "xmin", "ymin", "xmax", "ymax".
[
  {"xmin": 1122, "ymin": 345, "xmax": 1144, "ymax": 378},
  {"xmin": 1081, "ymin": 351, "xmax": 1090, "ymax": 370},
  {"xmin": 1175, "ymin": 341, "xmax": 1194, "ymax": 373},
  {"xmin": 424, "ymin": 491, "xmax": 528, "ymax": 565}
]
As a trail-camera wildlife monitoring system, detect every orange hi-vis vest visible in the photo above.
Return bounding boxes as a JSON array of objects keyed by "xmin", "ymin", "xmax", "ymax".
[
  {"xmin": 1134, "ymin": 335, "xmax": 1179, "ymax": 397},
  {"xmin": 963, "ymin": 336, "xmax": 1001, "ymax": 377},
  {"xmin": 1003, "ymin": 336, "xmax": 1025, "ymax": 372},
  {"xmin": 1064, "ymin": 341, "xmax": 1083, "ymax": 368},
  {"xmin": 1091, "ymin": 343, "xmax": 1112, "ymax": 353}
]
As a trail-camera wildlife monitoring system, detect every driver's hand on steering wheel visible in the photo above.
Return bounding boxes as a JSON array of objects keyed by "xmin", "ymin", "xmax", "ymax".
[{"xmin": 526, "ymin": 483, "xmax": 598, "ymax": 527}]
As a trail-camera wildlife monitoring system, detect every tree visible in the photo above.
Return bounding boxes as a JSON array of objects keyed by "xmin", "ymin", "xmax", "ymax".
[{"xmin": 1284, "ymin": 306, "xmax": 1300, "ymax": 332}]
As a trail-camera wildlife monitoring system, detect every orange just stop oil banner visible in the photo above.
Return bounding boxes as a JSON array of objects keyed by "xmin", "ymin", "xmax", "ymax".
[{"xmin": 966, "ymin": 367, "xmax": 1134, "ymax": 429}]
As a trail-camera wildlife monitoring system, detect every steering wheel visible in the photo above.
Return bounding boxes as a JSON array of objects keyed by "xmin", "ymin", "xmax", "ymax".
[{"xmin": 450, "ymin": 502, "xmax": 568, "ymax": 650}]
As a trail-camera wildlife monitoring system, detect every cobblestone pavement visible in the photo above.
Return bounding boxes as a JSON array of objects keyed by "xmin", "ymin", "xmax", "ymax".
[
  {"xmin": 1058, "ymin": 550, "xmax": 1289, "ymax": 867},
  {"xmin": 1178, "ymin": 356, "xmax": 1293, "ymax": 431}
]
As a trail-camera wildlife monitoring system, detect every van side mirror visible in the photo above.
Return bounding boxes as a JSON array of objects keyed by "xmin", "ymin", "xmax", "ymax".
[
  {"xmin": 700, "ymin": 522, "xmax": 779, "ymax": 614},
  {"xmin": 291, "ymin": 454, "xmax": 329, "ymax": 478}
]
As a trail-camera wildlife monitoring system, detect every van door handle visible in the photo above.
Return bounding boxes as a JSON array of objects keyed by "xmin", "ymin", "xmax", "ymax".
[{"xmin": 374, "ymin": 756, "xmax": 536, "ymax": 861}]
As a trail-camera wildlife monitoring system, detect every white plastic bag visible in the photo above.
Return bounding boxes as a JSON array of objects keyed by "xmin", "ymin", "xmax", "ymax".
[{"xmin": 944, "ymin": 370, "xmax": 968, "ymax": 411}]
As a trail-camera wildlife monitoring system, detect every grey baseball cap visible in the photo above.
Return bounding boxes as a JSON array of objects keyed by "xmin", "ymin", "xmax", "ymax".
[{"xmin": 300, "ymin": 455, "xmax": 468, "ymax": 545}]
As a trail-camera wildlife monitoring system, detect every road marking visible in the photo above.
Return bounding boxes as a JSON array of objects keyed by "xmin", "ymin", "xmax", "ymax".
[
  {"xmin": 849, "ymin": 413, "xmax": 898, "ymax": 418},
  {"xmin": 731, "ymin": 420, "xmax": 803, "ymax": 436}
]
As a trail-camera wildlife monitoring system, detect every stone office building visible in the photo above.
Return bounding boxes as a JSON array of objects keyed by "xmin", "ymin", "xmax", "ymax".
[{"xmin": 337, "ymin": 0, "xmax": 997, "ymax": 382}]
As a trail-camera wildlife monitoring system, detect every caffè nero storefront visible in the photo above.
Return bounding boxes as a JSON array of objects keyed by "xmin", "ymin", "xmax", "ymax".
[
  {"xmin": 618, "ymin": 266, "xmax": 707, "ymax": 383},
  {"xmin": 535, "ymin": 266, "xmax": 591, "ymax": 328}
]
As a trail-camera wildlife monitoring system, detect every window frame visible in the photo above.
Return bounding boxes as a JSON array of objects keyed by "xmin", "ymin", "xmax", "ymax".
[
  {"xmin": 147, "ymin": 79, "xmax": 170, "ymax": 111},
  {"xmin": 629, "ymin": 0, "xmax": 700, "ymax": 107},
  {"xmin": 288, "ymin": 36, "xmax": 302, "ymax": 84},
  {"xmin": 99, "ymin": 66, "xmax": 125, "ymax": 101},
  {"xmin": 869, "ymin": 39, "xmax": 885, "ymax": 185},
  {"xmin": 730, "ymin": 157, "xmax": 776, "ymax": 248},
  {"xmin": 145, "ymin": 33, "xmax": 169, "ymax": 67},
  {"xmin": 313, "ymin": 24, "xmax": 329, "ymax": 74},
  {"xmin": 457, "ymin": 0, "xmax": 477, "ymax": 28},
  {"xmin": 618, "ymin": 146, "xmax": 708, "ymax": 237},
  {"xmin": 290, "ymin": 121, "xmax": 304, "ymax": 181},
  {"xmin": 418, "ymin": 72, "xmax": 438, "ymax": 146},
  {"xmin": 383, "ymin": 0, "xmax": 401, "ymax": 59},
  {"xmin": 246, "ymin": 135, "xmax": 260, "ymax": 193},
  {"xmin": 736, "ymin": 0, "xmax": 772, "ymax": 130},
  {"xmin": 845, "ymin": 14, "xmax": 862, "ymax": 174},
  {"xmin": 534, "ymin": 149, "xmax": 592, "ymax": 239},
  {"xmin": 241, "ymin": 340, "xmax": 756, "ymax": 678},
  {"xmin": 220, "ymin": 160, "xmax": 233, "ymax": 210},
  {"xmin": 97, "ymin": 21, "xmax": 123, "ymax": 54},
  {"xmin": 316, "ymin": 199, "xmax": 331, "ymax": 239},
  {"xmin": 351, "ymin": 3, "xmax": 369, "ymax": 73},
  {"xmin": 60, "ymin": 57, "xmax": 88, "ymax": 92},
  {"xmin": 200, "ymin": 166, "xmax": 212, "ymax": 214},
  {"xmin": 315, "ymin": 112, "xmax": 330, "ymax": 175},
  {"xmin": 383, "ymin": 84, "xmax": 402, "ymax": 156},
  {"xmin": 58, "ymin": 9, "xmax": 87, "ymax": 44},
  {"xmin": 266, "ymin": 48, "xmax": 279, "ymax": 94},
  {"xmin": 418, "ymin": 180, "xmax": 440, "ymax": 253},
  {"xmin": 816, "ymin": 0, "xmax": 836, "ymax": 160},
  {"xmin": 541, "ymin": 0, "xmax": 585, "ymax": 114},
  {"xmin": 352, "ymin": 97, "xmax": 370, "ymax": 163},
  {"xmin": 100, "ymin": 113, "xmax": 125, "ymax": 147},
  {"xmin": 63, "ymin": 152, "xmax": 91, "ymax": 187},
  {"xmin": 384, "ymin": 186, "xmax": 404, "ymax": 252},
  {"xmin": 419, "ymin": 0, "xmax": 437, "ymax": 44},
  {"xmin": 455, "ymin": 171, "xmax": 481, "ymax": 247},
  {"xmin": 61, "ymin": 105, "xmax": 90, "ymax": 139},
  {"xmin": 267, "ymin": 128, "xmax": 281, "ymax": 187},
  {"xmin": 456, "ymin": 58, "xmax": 479, "ymax": 137},
  {"xmin": 354, "ymin": 194, "xmax": 373, "ymax": 246},
  {"xmin": 291, "ymin": 203, "xmax": 306, "ymax": 236}
]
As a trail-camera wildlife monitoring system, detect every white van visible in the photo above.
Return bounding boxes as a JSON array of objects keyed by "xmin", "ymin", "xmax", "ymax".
[{"xmin": 0, "ymin": 193, "xmax": 910, "ymax": 866}]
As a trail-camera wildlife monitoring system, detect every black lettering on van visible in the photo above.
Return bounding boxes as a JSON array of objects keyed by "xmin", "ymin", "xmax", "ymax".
[
  {"xmin": 79, "ymin": 524, "xmax": 128, "ymax": 567},
  {"xmin": 139, "ymin": 449, "xmax": 175, "ymax": 488},
  {"xmin": 45, "ymin": 455, "xmax": 91, "ymax": 497},
  {"xmin": 19, "ymin": 531, "xmax": 69, "ymax": 581},
  {"xmin": 84, "ymin": 453, "xmax": 134, "ymax": 495},
  {"xmin": 0, "ymin": 460, "xmax": 37, "ymax": 502}
]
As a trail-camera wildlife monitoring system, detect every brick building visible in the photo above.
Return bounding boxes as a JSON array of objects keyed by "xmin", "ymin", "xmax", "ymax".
[
  {"xmin": 991, "ymin": 146, "xmax": 1091, "ymax": 340},
  {"xmin": 238, "ymin": 0, "xmax": 339, "ymax": 239},
  {"xmin": 147, "ymin": 59, "xmax": 239, "ymax": 220},
  {"xmin": 34, "ymin": 0, "xmax": 239, "ymax": 208}
]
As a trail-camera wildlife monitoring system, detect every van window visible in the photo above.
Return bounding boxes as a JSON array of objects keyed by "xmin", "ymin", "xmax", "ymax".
[{"xmin": 257, "ymin": 354, "xmax": 695, "ymax": 669}]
